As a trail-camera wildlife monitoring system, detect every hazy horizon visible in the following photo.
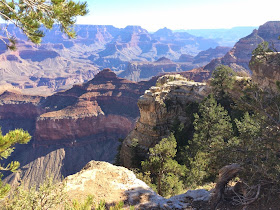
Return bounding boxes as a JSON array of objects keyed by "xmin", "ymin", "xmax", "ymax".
[{"xmin": 77, "ymin": 0, "xmax": 280, "ymax": 31}]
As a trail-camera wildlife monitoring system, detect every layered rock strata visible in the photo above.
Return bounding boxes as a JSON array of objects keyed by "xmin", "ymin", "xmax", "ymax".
[
  {"xmin": 120, "ymin": 74, "xmax": 209, "ymax": 167},
  {"xmin": 120, "ymin": 45, "xmax": 230, "ymax": 82},
  {"xmin": 3, "ymin": 69, "xmax": 156, "ymax": 187},
  {"xmin": 204, "ymin": 21, "xmax": 280, "ymax": 74}
]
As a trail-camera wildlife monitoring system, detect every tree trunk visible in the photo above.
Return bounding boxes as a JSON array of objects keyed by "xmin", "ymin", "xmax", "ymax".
[{"xmin": 210, "ymin": 164, "xmax": 242, "ymax": 209}]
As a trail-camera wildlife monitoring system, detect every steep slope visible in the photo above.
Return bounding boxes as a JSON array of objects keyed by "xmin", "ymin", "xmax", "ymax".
[
  {"xmin": 120, "ymin": 74, "xmax": 209, "ymax": 167},
  {"xmin": 250, "ymin": 52, "xmax": 280, "ymax": 91},
  {"xmin": 119, "ymin": 46, "xmax": 230, "ymax": 82},
  {"xmin": 0, "ymin": 39, "xmax": 98, "ymax": 95},
  {"xmin": 204, "ymin": 21, "xmax": 280, "ymax": 74},
  {"xmin": 0, "ymin": 25, "xmax": 221, "ymax": 94},
  {"xmin": 2, "ymin": 69, "xmax": 156, "ymax": 187}
]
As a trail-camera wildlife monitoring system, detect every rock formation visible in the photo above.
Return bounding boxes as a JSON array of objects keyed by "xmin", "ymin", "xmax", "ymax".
[
  {"xmin": 65, "ymin": 160, "xmax": 210, "ymax": 209},
  {"xmin": 204, "ymin": 21, "xmax": 280, "ymax": 74},
  {"xmin": 249, "ymin": 52, "xmax": 280, "ymax": 91},
  {"xmin": 0, "ymin": 25, "xmax": 221, "ymax": 94},
  {"xmin": 2, "ymin": 69, "xmax": 156, "ymax": 187},
  {"xmin": 119, "ymin": 45, "xmax": 230, "ymax": 82},
  {"xmin": 120, "ymin": 74, "xmax": 209, "ymax": 168},
  {"xmin": 119, "ymin": 58, "xmax": 198, "ymax": 82},
  {"xmin": 193, "ymin": 46, "xmax": 231, "ymax": 64}
]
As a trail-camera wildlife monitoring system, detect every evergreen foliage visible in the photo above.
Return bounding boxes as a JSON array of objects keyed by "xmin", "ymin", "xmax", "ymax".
[
  {"xmin": 141, "ymin": 134, "xmax": 185, "ymax": 196},
  {"xmin": 114, "ymin": 138, "xmax": 124, "ymax": 166},
  {"xmin": 0, "ymin": 128, "xmax": 31, "ymax": 199},
  {"xmin": 188, "ymin": 95, "xmax": 233, "ymax": 185},
  {"xmin": 210, "ymin": 65, "xmax": 236, "ymax": 101},
  {"xmin": 188, "ymin": 67, "xmax": 280, "ymax": 192},
  {"xmin": 0, "ymin": 0, "xmax": 88, "ymax": 49},
  {"xmin": 251, "ymin": 41, "xmax": 273, "ymax": 62}
]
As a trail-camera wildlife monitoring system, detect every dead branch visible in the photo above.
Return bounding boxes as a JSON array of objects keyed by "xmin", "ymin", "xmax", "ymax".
[{"xmin": 210, "ymin": 163, "xmax": 242, "ymax": 209}]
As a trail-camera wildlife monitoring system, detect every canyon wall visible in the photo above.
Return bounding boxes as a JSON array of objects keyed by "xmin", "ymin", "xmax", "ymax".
[
  {"xmin": 204, "ymin": 21, "xmax": 280, "ymax": 74},
  {"xmin": 120, "ymin": 74, "xmax": 209, "ymax": 168},
  {"xmin": 3, "ymin": 69, "xmax": 156, "ymax": 187},
  {"xmin": 250, "ymin": 52, "xmax": 280, "ymax": 91}
]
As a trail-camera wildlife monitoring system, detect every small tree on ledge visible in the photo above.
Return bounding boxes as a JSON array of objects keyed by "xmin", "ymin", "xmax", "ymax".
[{"xmin": 0, "ymin": 128, "xmax": 31, "ymax": 199}]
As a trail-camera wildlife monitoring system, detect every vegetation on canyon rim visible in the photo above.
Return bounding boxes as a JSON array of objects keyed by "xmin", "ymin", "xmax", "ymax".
[
  {"xmin": 0, "ymin": 129, "xmax": 31, "ymax": 199},
  {"xmin": 0, "ymin": 0, "xmax": 88, "ymax": 203},
  {"xmin": 0, "ymin": 0, "xmax": 88, "ymax": 49},
  {"xmin": 128, "ymin": 61, "xmax": 280, "ymax": 205},
  {"xmin": 0, "ymin": 1, "xmax": 279, "ymax": 207},
  {"xmin": 1, "ymin": 175, "xmax": 128, "ymax": 210}
]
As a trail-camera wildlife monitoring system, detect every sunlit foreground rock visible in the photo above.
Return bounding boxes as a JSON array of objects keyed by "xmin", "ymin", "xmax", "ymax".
[{"xmin": 65, "ymin": 161, "xmax": 210, "ymax": 209}]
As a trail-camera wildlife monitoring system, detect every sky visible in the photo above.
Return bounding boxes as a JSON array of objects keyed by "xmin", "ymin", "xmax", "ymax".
[{"xmin": 77, "ymin": 0, "xmax": 280, "ymax": 31}]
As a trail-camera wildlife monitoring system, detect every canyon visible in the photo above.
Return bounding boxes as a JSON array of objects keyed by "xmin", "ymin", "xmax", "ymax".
[
  {"xmin": 120, "ymin": 74, "xmax": 210, "ymax": 168},
  {"xmin": 0, "ymin": 24, "xmax": 230, "ymax": 94},
  {"xmin": 203, "ymin": 21, "xmax": 280, "ymax": 74},
  {"xmin": 119, "ymin": 46, "xmax": 230, "ymax": 82},
  {"xmin": 1, "ymin": 20, "xmax": 279, "ymax": 193},
  {"xmin": 2, "ymin": 69, "xmax": 156, "ymax": 187}
]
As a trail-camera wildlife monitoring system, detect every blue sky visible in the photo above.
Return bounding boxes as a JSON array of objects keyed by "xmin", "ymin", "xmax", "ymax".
[{"xmin": 77, "ymin": 0, "xmax": 280, "ymax": 31}]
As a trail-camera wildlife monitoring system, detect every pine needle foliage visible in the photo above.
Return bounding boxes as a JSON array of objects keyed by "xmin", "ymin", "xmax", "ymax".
[
  {"xmin": 0, "ymin": 0, "xmax": 88, "ymax": 49},
  {"xmin": 0, "ymin": 128, "xmax": 31, "ymax": 199},
  {"xmin": 141, "ymin": 134, "xmax": 186, "ymax": 197}
]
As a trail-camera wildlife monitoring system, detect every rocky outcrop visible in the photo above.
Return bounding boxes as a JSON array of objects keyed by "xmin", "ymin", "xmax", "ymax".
[
  {"xmin": 0, "ymin": 90, "xmax": 44, "ymax": 134},
  {"xmin": 64, "ymin": 160, "xmax": 210, "ymax": 209},
  {"xmin": 204, "ymin": 21, "xmax": 280, "ymax": 74},
  {"xmin": 249, "ymin": 52, "xmax": 280, "ymax": 91},
  {"xmin": 119, "ymin": 59, "xmax": 198, "ymax": 82},
  {"xmin": 0, "ymin": 25, "xmax": 221, "ymax": 93},
  {"xmin": 193, "ymin": 46, "xmax": 231, "ymax": 64},
  {"xmin": 120, "ymin": 74, "xmax": 209, "ymax": 168},
  {"xmin": 3, "ymin": 69, "xmax": 156, "ymax": 188},
  {"xmin": 120, "ymin": 46, "xmax": 230, "ymax": 82}
]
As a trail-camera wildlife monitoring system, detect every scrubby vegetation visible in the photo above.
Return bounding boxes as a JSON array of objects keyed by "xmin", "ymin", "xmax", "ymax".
[
  {"xmin": 1, "ymin": 176, "xmax": 131, "ymax": 210},
  {"xmin": 129, "ymin": 64, "xmax": 280, "ymax": 206}
]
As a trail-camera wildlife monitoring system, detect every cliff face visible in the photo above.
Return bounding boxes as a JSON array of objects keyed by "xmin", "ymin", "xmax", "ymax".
[
  {"xmin": 120, "ymin": 45, "xmax": 230, "ymax": 82},
  {"xmin": 0, "ymin": 25, "xmax": 221, "ymax": 94},
  {"xmin": 204, "ymin": 21, "xmax": 280, "ymax": 74},
  {"xmin": 120, "ymin": 74, "xmax": 209, "ymax": 167},
  {"xmin": 3, "ymin": 69, "xmax": 156, "ymax": 187},
  {"xmin": 0, "ymin": 90, "xmax": 44, "ymax": 134},
  {"xmin": 34, "ymin": 69, "xmax": 151, "ymax": 145},
  {"xmin": 250, "ymin": 52, "xmax": 280, "ymax": 91}
]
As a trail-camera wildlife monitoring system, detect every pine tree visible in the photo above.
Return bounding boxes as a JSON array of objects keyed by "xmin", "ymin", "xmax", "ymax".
[
  {"xmin": 0, "ymin": 128, "xmax": 31, "ymax": 198},
  {"xmin": 210, "ymin": 65, "xmax": 236, "ymax": 109},
  {"xmin": 141, "ymin": 134, "xmax": 185, "ymax": 196},
  {"xmin": 189, "ymin": 95, "xmax": 233, "ymax": 184},
  {"xmin": 0, "ymin": 0, "xmax": 88, "ymax": 49}
]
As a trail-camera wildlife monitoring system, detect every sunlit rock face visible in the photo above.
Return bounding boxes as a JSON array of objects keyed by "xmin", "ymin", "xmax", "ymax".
[
  {"xmin": 3, "ymin": 69, "xmax": 156, "ymax": 188},
  {"xmin": 204, "ymin": 21, "xmax": 280, "ymax": 74},
  {"xmin": 64, "ymin": 160, "xmax": 210, "ymax": 209},
  {"xmin": 120, "ymin": 46, "xmax": 230, "ymax": 82},
  {"xmin": 250, "ymin": 52, "xmax": 280, "ymax": 91},
  {"xmin": 120, "ymin": 74, "xmax": 209, "ymax": 168}
]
